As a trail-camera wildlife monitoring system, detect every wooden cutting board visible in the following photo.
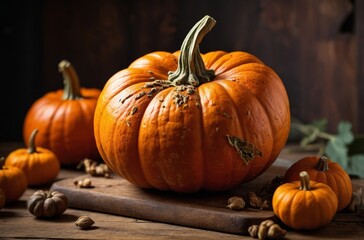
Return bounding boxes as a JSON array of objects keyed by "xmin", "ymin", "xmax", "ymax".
[{"xmin": 51, "ymin": 158, "xmax": 291, "ymax": 235}]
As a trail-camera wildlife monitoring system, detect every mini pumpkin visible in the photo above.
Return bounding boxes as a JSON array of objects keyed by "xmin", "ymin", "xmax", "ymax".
[
  {"xmin": 273, "ymin": 171, "xmax": 338, "ymax": 230},
  {"xmin": 283, "ymin": 155, "xmax": 352, "ymax": 211},
  {"xmin": 94, "ymin": 15, "xmax": 290, "ymax": 192},
  {"xmin": 0, "ymin": 188, "xmax": 5, "ymax": 209},
  {"xmin": 27, "ymin": 190, "xmax": 68, "ymax": 218},
  {"xmin": 0, "ymin": 157, "xmax": 28, "ymax": 203},
  {"xmin": 5, "ymin": 129, "xmax": 60, "ymax": 186},
  {"xmin": 23, "ymin": 60, "xmax": 101, "ymax": 165}
]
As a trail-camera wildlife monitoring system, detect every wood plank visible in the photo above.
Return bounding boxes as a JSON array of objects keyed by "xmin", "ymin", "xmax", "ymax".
[
  {"xmin": 1, "ymin": 145, "xmax": 364, "ymax": 239},
  {"xmin": 50, "ymin": 158, "xmax": 292, "ymax": 235}
]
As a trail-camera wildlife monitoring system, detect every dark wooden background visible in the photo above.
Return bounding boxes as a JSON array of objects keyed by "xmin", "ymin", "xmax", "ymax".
[{"xmin": 1, "ymin": 0, "xmax": 362, "ymax": 142}]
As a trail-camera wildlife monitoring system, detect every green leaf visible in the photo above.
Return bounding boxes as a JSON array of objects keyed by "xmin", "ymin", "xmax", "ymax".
[
  {"xmin": 337, "ymin": 121, "xmax": 354, "ymax": 144},
  {"xmin": 346, "ymin": 154, "xmax": 364, "ymax": 178},
  {"xmin": 325, "ymin": 137, "xmax": 349, "ymax": 169},
  {"xmin": 310, "ymin": 118, "xmax": 328, "ymax": 132}
]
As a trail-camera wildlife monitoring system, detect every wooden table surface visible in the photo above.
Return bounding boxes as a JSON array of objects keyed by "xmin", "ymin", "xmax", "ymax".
[{"xmin": 1, "ymin": 142, "xmax": 363, "ymax": 240}]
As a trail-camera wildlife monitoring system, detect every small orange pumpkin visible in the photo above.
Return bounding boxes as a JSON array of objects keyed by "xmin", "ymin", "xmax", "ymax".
[
  {"xmin": 283, "ymin": 155, "xmax": 352, "ymax": 211},
  {"xmin": 5, "ymin": 129, "xmax": 60, "ymax": 186},
  {"xmin": 0, "ymin": 157, "xmax": 28, "ymax": 203},
  {"xmin": 273, "ymin": 171, "xmax": 338, "ymax": 230},
  {"xmin": 23, "ymin": 60, "xmax": 101, "ymax": 165}
]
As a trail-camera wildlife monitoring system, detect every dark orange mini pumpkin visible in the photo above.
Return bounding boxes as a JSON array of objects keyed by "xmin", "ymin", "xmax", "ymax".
[
  {"xmin": 23, "ymin": 60, "xmax": 101, "ymax": 165},
  {"xmin": 0, "ymin": 157, "xmax": 28, "ymax": 203},
  {"xmin": 283, "ymin": 155, "xmax": 352, "ymax": 211},
  {"xmin": 6, "ymin": 129, "xmax": 60, "ymax": 186},
  {"xmin": 94, "ymin": 15, "xmax": 291, "ymax": 192}
]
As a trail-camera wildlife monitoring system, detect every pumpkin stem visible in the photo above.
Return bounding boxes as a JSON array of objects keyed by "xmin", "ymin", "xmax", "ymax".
[
  {"xmin": 168, "ymin": 15, "xmax": 216, "ymax": 86},
  {"xmin": 59, "ymin": 60, "xmax": 82, "ymax": 100},
  {"xmin": 47, "ymin": 190, "xmax": 53, "ymax": 198},
  {"xmin": 316, "ymin": 156, "xmax": 329, "ymax": 171},
  {"xmin": 28, "ymin": 129, "xmax": 39, "ymax": 154},
  {"xmin": 299, "ymin": 171, "xmax": 311, "ymax": 190}
]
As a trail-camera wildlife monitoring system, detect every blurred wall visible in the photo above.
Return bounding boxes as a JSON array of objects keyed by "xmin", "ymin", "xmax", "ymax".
[{"xmin": 0, "ymin": 0, "xmax": 361, "ymax": 142}]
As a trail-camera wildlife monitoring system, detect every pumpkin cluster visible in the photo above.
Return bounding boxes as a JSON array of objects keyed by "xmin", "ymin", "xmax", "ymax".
[
  {"xmin": 94, "ymin": 15, "xmax": 291, "ymax": 192},
  {"xmin": 23, "ymin": 60, "xmax": 101, "ymax": 166},
  {"xmin": 1, "ymin": 60, "xmax": 102, "ymax": 205},
  {"xmin": 272, "ymin": 155, "xmax": 353, "ymax": 230}
]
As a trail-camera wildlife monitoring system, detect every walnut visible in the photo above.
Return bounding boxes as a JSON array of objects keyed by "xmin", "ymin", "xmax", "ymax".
[
  {"xmin": 74, "ymin": 178, "xmax": 93, "ymax": 188},
  {"xmin": 248, "ymin": 219, "xmax": 286, "ymax": 240},
  {"xmin": 227, "ymin": 196, "xmax": 245, "ymax": 210},
  {"xmin": 78, "ymin": 158, "xmax": 111, "ymax": 178},
  {"xmin": 75, "ymin": 216, "xmax": 95, "ymax": 229}
]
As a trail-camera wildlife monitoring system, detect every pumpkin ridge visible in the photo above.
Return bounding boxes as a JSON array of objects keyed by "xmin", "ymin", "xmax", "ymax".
[
  {"xmin": 308, "ymin": 188, "xmax": 325, "ymax": 228},
  {"xmin": 101, "ymin": 69, "xmax": 168, "ymax": 107},
  {"xmin": 201, "ymin": 51, "xmax": 227, "ymax": 69},
  {"xmin": 160, "ymin": 86, "xmax": 204, "ymax": 191},
  {"xmin": 61, "ymin": 101, "xmax": 79, "ymax": 160},
  {"xmin": 209, "ymin": 51, "xmax": 263, "ymax": 75},
  {"xmin": 138, "ymin": 87, "xmax": 177, "ymax": 189},
  {"xmin": 45, "ymin": 100, "xmax": 65, "ymax": 155},
  {"xmin": 197, "ymin": 83, "xmax": 238, "ymax": 189},
  {"xmin": 214, "ymin": 80, "xmax": 274, "ymax": 179},
  {"xmin": 288, "ymin": 189, "xmax": 303, "ymax": 228},
  {"xmin": 77, "ymin": 99, "xmax": 97, "ymax": 157},
  {"xmin": 129, "ymin": 52, "xmax": 178, "ymax": 75},
  {"xmin": 114, "ymin": 84, "xmax": 159, "ymax": 187},
  {"xmin": 151, "ymin": 87, "xmax": 180, "ymax": 190},
  {"xmin": 217, "ymin": 64, "xmax": 288, "ymax": 137}
]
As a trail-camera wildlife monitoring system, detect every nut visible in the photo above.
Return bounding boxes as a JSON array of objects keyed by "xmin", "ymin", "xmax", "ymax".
[
  {"xmin": 75, "ymin": 216, "xmax": 95, "ymax": 229},
  {"xmin": 74, "ymin": 178, "xmax": 93, "ymax": 188},
  {"xmin": 227, "ymin": 196, "xmax": 245, "ymax": 210}
]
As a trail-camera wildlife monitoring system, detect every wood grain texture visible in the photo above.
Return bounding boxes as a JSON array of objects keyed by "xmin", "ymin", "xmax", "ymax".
[
  {"xmin": 50, "ymin": 158, "xmax": 291, "ymax": 235},
  {"xmin": 1, "ymin": 0, "xmax": 362, "ymax": 139},
  {"xmin": 1, "ymin": 144, "xmax": 364, "ymax": 239}
]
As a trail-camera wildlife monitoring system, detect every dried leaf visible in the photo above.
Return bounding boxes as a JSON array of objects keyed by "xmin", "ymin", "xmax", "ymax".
[{"xmin": 226, "ymin": 135, "xmax": 262, "ymax": 165}]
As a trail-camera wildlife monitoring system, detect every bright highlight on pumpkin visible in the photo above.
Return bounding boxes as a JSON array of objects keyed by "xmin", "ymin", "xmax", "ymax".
[{"xmin": 94, "ymin": 15, "xmax": 291, "ymax": 193}]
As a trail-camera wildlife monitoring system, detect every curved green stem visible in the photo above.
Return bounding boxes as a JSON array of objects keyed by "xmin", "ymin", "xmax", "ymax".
[
  {"xmin": 59, "ymin": 60, "xmax": 82, "ymax": 100},
  {"xmin": 299, "ymin": 171, "xmax": 311, "ymax": 190},
  {"xmin": 28, "ymin": 129, "xmax": 39, "ymax": 154},
  {"xmin": 168, "ymin": 15, "xmax": 216, "ymax": 86}
]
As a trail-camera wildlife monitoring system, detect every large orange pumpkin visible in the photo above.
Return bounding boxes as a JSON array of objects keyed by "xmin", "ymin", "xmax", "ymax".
[
  {"xmin": 23, "ymin": 60, "xmax": 101, "ymax": 165},
  {"xmin": 94, "ymin": 15, "xmax": 291, "ymax": 192}
]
